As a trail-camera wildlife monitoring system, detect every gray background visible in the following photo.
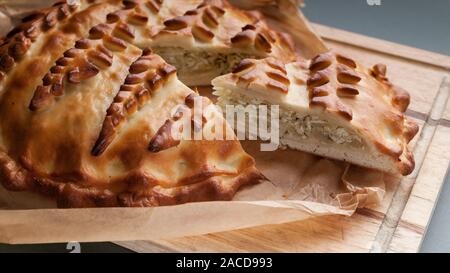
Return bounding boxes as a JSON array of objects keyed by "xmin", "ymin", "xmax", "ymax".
[
  {"xmin": 1, "ymin": 0, "xmax": 449, "ymax": 253},
  {"xmin": 302, "ymin": 0, "xmax": 450, "ymax": 56}
]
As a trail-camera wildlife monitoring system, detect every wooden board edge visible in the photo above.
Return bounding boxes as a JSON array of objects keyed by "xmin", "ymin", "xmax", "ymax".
[
  {"xmin": 371, "ymin": 76, "xmax": 450, "ymax": 253},
  {"xmin": 312, "ymin": 23, "xmax": 450, "ymax": 71},
  {"xmin": 417, "ymin": 166, "xmax": 450, "ymax": 252},
  {"xmin": 387, "ymin": 126, "xmax": 450, "ymax": 253},
  {"xmin": 387, "ymin": 157, "xmax": 449, "ymax": 253}
]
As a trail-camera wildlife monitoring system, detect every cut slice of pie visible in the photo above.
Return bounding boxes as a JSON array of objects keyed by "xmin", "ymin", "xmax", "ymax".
[{"xmin": 212, "ymin": 52, "xmax": 419, "ymax": 175}]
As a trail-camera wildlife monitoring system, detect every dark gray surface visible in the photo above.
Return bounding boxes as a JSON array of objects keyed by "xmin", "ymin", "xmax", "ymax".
[
  {"xmin": 0, "ymin": 0, "xmax": 449, "ymax": 253},
  {"xmin": 302, "ymin": 0, "xmax": 450, "ymax": 56},
  {"xmin": 0, "ymin": 242, "xmax": 133, "ymax": 253}
]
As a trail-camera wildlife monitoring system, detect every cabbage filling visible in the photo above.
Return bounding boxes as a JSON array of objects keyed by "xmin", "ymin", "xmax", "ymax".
[
  {"xmin": 214, "ymin": 88, "xmax": 363, "ymax": 147},
  {"xmin": 154, "ymin": 47, "xmax": 257, "ymax": 76}
]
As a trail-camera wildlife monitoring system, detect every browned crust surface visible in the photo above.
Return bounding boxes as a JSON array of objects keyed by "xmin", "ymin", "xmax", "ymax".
[
  {"xmin": 0, "ymin": 148, "xmax": 262, "ymax": 208},
  {"xmin": 218, "ymin": 53, "xmax": 419, "ymax": 175},
  {"xmin": 306, "ymin": 52, "xmax": 418, "ymax": 175},
  {"xmin": 0, "ymin": 0, "xmax": 267, "ymax": 208}
]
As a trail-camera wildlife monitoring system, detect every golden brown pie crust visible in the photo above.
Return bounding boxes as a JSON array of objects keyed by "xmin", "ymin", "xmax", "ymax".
[
  {"xmin": 0, "ymin": 0, "xmax": 270, "ymax": 208},
  {"xmin": 306, "ymin": 52, "xmax": 418, "ymax": 175},
  {"xmin": 216, "ymin": 53, "xmax": 419, "ymax": 175}
]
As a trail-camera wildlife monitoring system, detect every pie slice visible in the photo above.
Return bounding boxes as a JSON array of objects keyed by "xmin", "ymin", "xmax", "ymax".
[{"xmin": 212, "ymin": 53, "xmax": 419, "ymax": 175}]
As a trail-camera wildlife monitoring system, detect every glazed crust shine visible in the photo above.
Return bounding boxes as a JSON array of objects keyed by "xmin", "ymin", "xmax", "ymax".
[
  {"xmin": 213, "ymin": 53, "xmax": 419, "ymax": 176},
  {"xmin": 305, "ymin": 52, "xmax": 418, "ymax": 175},
  {"xmin": 156, "ymin": 0, "xmax": 295, "ymax": 59},
  {"xmin": 0, "ymin": 0, "xmax": 267, "ymax": 208},
  {"xmin": 0, "ymin": 47, "xmax": 262, "ymax": 208}
]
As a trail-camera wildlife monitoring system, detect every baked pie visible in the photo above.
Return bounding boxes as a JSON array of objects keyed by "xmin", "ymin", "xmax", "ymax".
[
  {"xmin": 0, "ymin": 0, "xmax": 418, "ymax": 208},
  {"xmin": 0, "ymin": 45, "xmax": 262, "ymax": 207},
  {"xmin": 0, "ymin": 0, "xmax": 275, "ymax": 207},
  {"xmin": 213, "ymin": 54, "xmax": 419, "ymax": 175}
]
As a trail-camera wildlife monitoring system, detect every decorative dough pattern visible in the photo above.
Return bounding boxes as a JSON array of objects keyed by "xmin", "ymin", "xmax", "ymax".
[
  {"xmin": 212, "ymin": 53, "xmax": 419, "ymax": 175},
  {"xmin": 0, "ymin": 0, "xmax": 270, "ymax": 207}
]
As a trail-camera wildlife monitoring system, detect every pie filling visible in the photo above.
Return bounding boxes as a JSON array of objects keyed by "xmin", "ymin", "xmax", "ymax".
[
  {"xmin": 214, "ymin": 87, "xmax": 364, "ymax": 148},
  {"xmin": 154, "ymin": 47, "xmax": 257, "ymax": 77}
]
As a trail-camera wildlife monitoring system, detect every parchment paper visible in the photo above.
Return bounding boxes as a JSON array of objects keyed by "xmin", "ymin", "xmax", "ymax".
[{"xmin": 0, "ymin": 0, "xmax": 386, "ymax": 245}]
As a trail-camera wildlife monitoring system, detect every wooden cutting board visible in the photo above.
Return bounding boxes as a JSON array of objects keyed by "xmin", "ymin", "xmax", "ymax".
[{"xmin": 116, "ymin": 24, "xmax": 450, "ymax": 253}]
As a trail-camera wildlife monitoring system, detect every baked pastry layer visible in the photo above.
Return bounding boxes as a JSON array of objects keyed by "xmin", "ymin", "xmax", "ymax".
[
  {"xmin": 0, "ymin": 47, "xmax": 262, "ymax": 207},
  {"xmin": 213, "ymin": 54, "xmax": 419, "ymax": 175},
  {"xmin": 1, "ymin": 0, "xmax": 284, "ymax": 207}
]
